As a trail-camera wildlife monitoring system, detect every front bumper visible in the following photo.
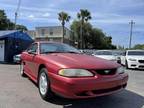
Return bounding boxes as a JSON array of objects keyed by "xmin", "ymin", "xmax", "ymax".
[
  {"xmin": 127, "ymin": 60, "xmax": 144, "ymax": 69},
  {"xmin": 49, "ymin": 73, "xmax": 128, "ymax": 99}
]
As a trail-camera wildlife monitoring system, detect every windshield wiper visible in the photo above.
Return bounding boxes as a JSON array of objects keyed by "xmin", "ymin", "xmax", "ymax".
[
  {"xmin": 41, "ymin": 51, "xmax": 63, "ymax": 54},
  {"xmin": 64, "ymin": 51, "xmax": 81, "ymax": 54},
  {"xmin": 41, "ymin": 51, "xmax": 81, "ymax": 54}
]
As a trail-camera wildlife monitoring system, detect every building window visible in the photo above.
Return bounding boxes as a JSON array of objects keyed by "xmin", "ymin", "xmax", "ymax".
[
  {"xmin": 49, "ymin": 28, "xmax": 53, "ymax": 35},
  {"xmin": 41, "ymin": 29, "xmax": 45, "ymax": 36},
  {"xmin": 50, "ymin": 31, "xmax": 53, "ymax": 35}
]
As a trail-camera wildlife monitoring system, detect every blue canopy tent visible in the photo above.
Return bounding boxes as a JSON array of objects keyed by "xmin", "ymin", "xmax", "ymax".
[{"xmin": 0, "ymin": 30, "xmax": 33, "ymax": 62}]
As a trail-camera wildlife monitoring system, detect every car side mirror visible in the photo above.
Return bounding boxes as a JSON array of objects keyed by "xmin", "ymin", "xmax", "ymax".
[{"xmin": 28, "ymin": 50, "xmax": 37, "ymax": 55}]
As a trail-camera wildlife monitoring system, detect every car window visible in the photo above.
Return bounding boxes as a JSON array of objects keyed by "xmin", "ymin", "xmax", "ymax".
[
  {"xmin": 127, "ymin": 51, "xmax": 144, "ymax": 56},
  {"xmin": 27, "ymin": 43, "xmax": 38, "ymax": 53},
  {"xmin": 95, "ymin": 51, "xmax": 113, "ymax": 55}
]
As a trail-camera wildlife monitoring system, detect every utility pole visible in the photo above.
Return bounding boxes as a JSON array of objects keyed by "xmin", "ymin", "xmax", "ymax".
[
  {"xmin": 129, "ymin": 20, "xmax": 135, "ymax": 49},
  {"xmin": 14, "ymin": 12, "xmax": 18, "ymax": 30},
  {"xmin": 80, "ymin": 21, "xmax": 83, "ymax": 49},
  {"xmin": 14, "ymin": 0, "xmax": 21, "ymax": 30}
]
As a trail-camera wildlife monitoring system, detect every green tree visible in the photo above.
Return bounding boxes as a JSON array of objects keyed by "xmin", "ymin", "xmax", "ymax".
[
  {"xmin": 16, "ymin": 24, "xmax": 27, "ymax": 31},
  {"xmin": 70, "ymin": 20, "xmax": 116, "ymax": 49},
  {"xmin": 133, "ymin": 44, "xmax": 144, "ymax": 49},
  {"xmin": 77, "ymin": 9, "xmax": 91, "ymax": 48},
  {"xmin": 0, "ymin": 9, "xmax": 27, "ymax": 30},
  {"xmin": 58, "ymin": 11, "xmax": 71, "ymax": 43},
  {"xmin": 0, "ymin": 10, "xmax": 10, "ymax": 30}
]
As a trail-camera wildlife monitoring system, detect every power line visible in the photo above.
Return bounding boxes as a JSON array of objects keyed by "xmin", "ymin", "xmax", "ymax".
[{"xmin": 129, "ymin": 20, "xmax": 135, "ymax": 49}]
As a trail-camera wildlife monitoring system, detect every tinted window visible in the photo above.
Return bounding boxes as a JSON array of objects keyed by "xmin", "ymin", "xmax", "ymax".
[
  {"xmin": 40, "ymin": 43, "xmax": 80, "ymax": 54},
  {"xmin": 95, "ymin": 51, "xmax": 113, "ymax": 55},
  {"xmin": 128, "ymin": 51, "xmax": 144, "ymax": 55}
]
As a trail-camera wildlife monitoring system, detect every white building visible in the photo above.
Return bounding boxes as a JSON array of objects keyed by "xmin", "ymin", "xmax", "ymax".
[{"xmin": 27, "ymin": 26, "xmax": 72, "ymax": 43}]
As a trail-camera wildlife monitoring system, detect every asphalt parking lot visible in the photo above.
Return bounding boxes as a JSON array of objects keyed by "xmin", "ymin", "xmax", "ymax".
[{"xmin": 0, "ymin": 64, "xmax": 144, "ymax": 108}]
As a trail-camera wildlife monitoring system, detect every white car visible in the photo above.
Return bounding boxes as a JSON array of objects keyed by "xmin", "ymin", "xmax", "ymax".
[
  {"xmin": 92, "ymin": 50, "xmax": 117, "ymax": 62},
  {"xmin": 13, "ymin": 54, "xmax": 21, "ymax": 63},
  {"xmin": 121, "ymin": 50, "xmax": 144, "ymax": 69}
]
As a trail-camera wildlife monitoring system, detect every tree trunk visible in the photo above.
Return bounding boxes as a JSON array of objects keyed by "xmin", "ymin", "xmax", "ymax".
[
  {"xmin": 81, "ymin": 19, "xmax": 84, "ymax": 49},
  {"xmin": 62, "ymin": 21, "xmax": 65, "ymax": 43},
  {"xmin": 62, "ymin": 25, "xmax": 64, "ymax": 43}
]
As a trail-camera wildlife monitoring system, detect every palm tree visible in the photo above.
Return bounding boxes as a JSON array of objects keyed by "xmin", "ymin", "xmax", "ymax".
[
  {"xmin": 58, "ymin": 11, "xmax": 71, "ymax": 43},
  {"xmin": 77, "ymin": 9, "xmax": 91, "ymax": 49}
]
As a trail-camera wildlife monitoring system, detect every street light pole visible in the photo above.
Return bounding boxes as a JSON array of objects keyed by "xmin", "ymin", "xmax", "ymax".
[
  {"xmin": 14, "ymin": 12, "xmax": 18, "ymax": 30},
  {"xmin": 14, "ymin": 0, "xmax": 21, "ymax": 30},
  {"xmin": 129, "ymin": 20, "xmax": 135, "ymax": 49}
]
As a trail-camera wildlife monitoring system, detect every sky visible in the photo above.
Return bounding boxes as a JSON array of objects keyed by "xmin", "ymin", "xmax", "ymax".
[{"xmin": 0, "ymin": 0, "xmax": 144, "ymax": 48}]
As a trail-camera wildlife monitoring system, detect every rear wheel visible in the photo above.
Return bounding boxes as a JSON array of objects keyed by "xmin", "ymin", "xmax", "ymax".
[
  {"xmin": 38, "ymin": 68, "xmax": 54, "ymax": 100},
  {"xmin": 20, "ymin": 62, "xmax": 26, "ymax": 77}
]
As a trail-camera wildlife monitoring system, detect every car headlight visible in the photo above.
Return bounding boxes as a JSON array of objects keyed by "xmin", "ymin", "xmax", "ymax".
[
  {"xmin": 58, "ymin": 69, "xmax": 94, "ymax": 77},
  {"xmin": 117, "ymin": 66, "xmax": 125, "ymax": 74},
  {"xmin": 128, "ymin": 58, "xmax": 137, "ymax": 61}
]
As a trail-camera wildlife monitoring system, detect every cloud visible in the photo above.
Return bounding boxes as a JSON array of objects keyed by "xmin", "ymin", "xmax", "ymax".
[
  {"xmin": 28, "ymin": 14, "xmax": 35, "ymax": 18},
  {"xmin": 43, "ymin": 12, "xmax": 50, "ymax": 17},
  {"xmin": 0, "ymin": 0, "xmax": 144, "ymax": 47}
]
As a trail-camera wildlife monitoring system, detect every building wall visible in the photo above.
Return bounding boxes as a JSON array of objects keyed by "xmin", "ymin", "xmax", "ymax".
[
  {"xmin": 27, "ymin": 30, "xmax": 36, "ymax": 39},
  {"xmin": 27, "ymin": 26, "xmax": 71, "ymax": 43},
  {"xmin": 0, "ymin": 40, "xmax": 5, "ymax": 62},
  {"xmin": 36, "ymin": 26, "xmax": 63, "ymax": 37}
]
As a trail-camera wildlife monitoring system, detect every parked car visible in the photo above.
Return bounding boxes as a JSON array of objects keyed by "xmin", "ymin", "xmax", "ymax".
[
  {"xmin": 92, "ymin": 50, "xmax": 117, "ymax": 62},
  {"xmin": 81, "ymin": 49, "xmax": 95, "ymax": 55},
  {"xmin": 13, "ymin": 54, "xmax": 21, "ymax": 63},
  {"xmin": 21, "ymin": 42, "xmax": 128, "ymax": 100},
  {"xmin": 121, "ymin": 50, "xmax": 144, "ymax": 69},
  {"xmin": 113, "ymin": 50, "xmax": 126, "ymax": 64}
]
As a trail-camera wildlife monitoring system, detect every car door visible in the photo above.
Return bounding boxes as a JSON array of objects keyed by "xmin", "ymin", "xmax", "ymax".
[
  {"xmin": 120, "ymin": 51, "xmax": 126, "ymax": 65},
  {"xmin": 24, "ymin": 43, "xmax": 38, "ymax": 79}
]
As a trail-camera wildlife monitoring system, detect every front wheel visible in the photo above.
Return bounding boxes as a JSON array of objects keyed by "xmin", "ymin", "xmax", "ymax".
[
  {"xmin": 38, "ymin": 68, "xmax": 54, "ymax": 100},
  {"xmin": 125, "ymin": 60, "xmax": 129, "ymax": 69}
]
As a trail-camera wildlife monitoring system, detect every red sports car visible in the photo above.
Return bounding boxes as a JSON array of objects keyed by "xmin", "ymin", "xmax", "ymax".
[{"xmin": 20, "ymin": 41, "xmax": 128, "ymax": 100}]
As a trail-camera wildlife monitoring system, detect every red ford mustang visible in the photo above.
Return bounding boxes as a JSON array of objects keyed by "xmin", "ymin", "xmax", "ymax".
[{"xmin": 20, "ymin": 41, "xmax": 128, "ymax": 100}]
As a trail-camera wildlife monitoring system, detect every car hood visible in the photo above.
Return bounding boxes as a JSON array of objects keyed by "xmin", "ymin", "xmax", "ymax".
[
  {"xmin": 127, "ymin": 56, "xmax": 144, "ymax": 60},
  {"xmin": 93, "ymin": 55, "xmax": 117, "ymax": 61},
  {"xmin": 40, "ymin": 53, "xmax": 119, "ymax": 69}
]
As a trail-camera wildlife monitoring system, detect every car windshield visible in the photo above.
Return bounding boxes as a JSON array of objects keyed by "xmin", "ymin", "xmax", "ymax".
[
  {"xmin": 40, "ymin": 43, "xmax": 80, "ymax": 54},
  {"xmin": 113, "ymin": 51, "xmax": 125, "ymax": 56},
  {"xmin": 95, "ymin": 51, "xmax": 113, "ymax": 55},
  {"xmin": 128, "ymin": 51, "xmax": 144, "ymax": 56}
]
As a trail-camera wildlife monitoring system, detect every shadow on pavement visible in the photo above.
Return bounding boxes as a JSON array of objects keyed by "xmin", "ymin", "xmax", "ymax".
[
  {"xmin": 0, "ymin": 62, "xmax": 19, "ymax": 65},
  {"xmin": 46, "ymin": 90, "xmax": 144, "ymax": 108},
  {"xmin": 126, "ymin": 68, "xmax": 144, "ymax": 71}
]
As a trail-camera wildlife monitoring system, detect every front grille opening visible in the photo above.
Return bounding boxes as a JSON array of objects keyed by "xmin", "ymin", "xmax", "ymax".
[
  {"xmin": 76, "ymin": 91, "xmax": 90, "ymax": 96},
  {"xmin": 139, "ymin": 60, "xmax": 144, "ymax": 63},
  {"xmin": 92, "ymin": 85, "xmax": 123, "ymax": 94},
  {"xmin": 76, "ymin": 84, "xmax": 127, "ymax": 97},
  {"xmin": 94, "ymin": 69, "xmax": 117, "ymax": 75},
  {"xmin": 131, "ymin": 64, "xmax": 136, "ymax": 67},
  {"xmin": 139, "ymin": 66, "xmax": 144, "ymax": 68}
]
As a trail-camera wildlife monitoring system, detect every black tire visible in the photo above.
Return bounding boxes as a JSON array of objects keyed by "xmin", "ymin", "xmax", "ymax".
[
  {"xmin": 125, "ymin": 60, "xmax": 129, "ymax": 69},
  {"xmin": 38, "ymin": 68, "xmax": 54, "ymax": 100},
  {"xmin": 20, "ymin": 62, "xmax": 26, "ymax": 77}
]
